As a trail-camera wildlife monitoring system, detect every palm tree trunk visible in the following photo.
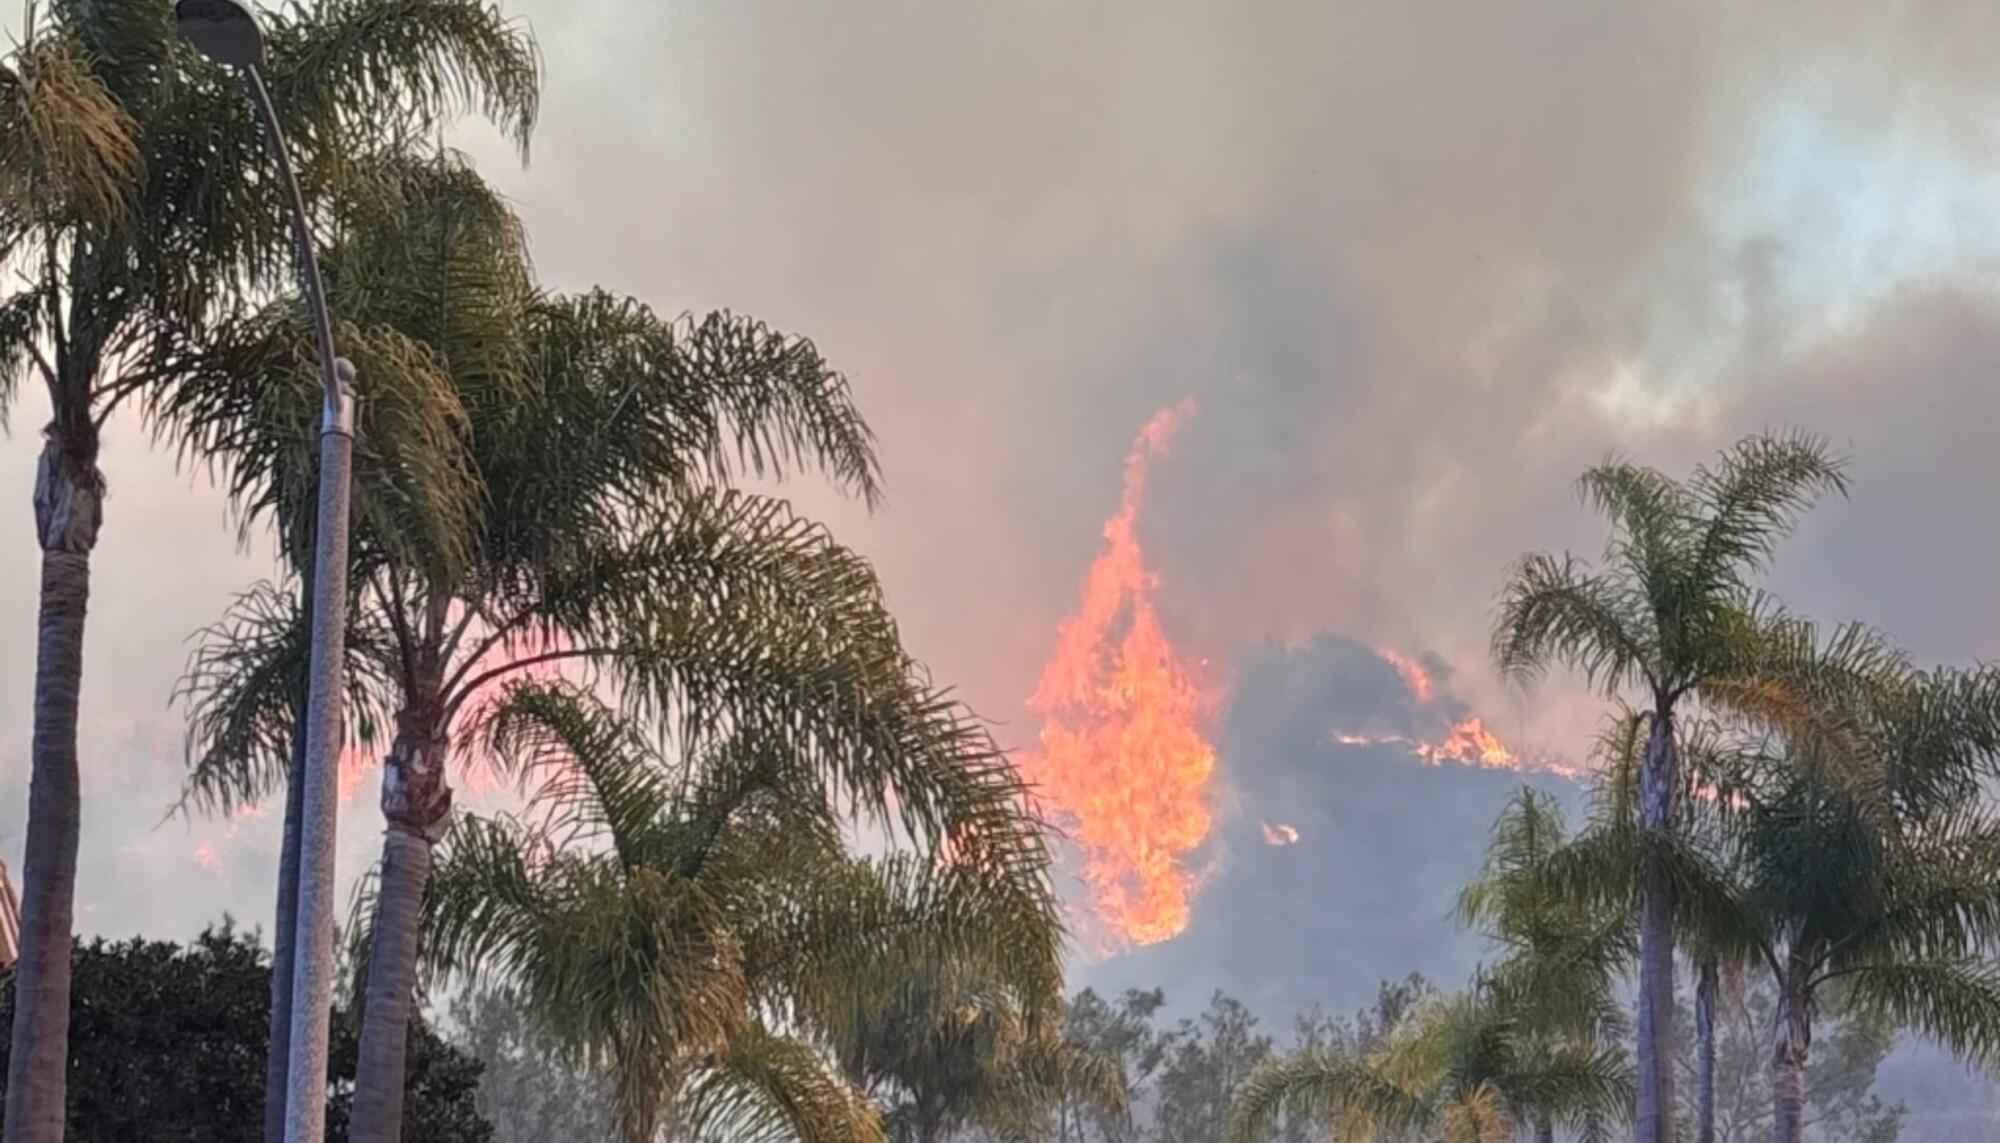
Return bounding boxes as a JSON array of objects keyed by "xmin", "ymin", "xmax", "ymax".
[
  {"xmin": 1770, "ymin": 970, "xmax": 1810, "ymax": 1143},
  {"xmin": 1536, "ymin": 1112, "xmax": 1556, "ymax": 1143},
  {"xmin": 3, "ymin": 436, "xmax": 104, "ymax": 1143},
  {"xmin": 347, "ymin": 716, "xmax": 453, "ymax": 1143},
  {"xmin": 1696, "ymin": 960, "xmax": 1718, "ymax": 1143},
  {"xmin": 1633, "ymin": 710, "xmax": 1679, "ymax": 1143},
  {"xmin": 264, "ymin": 717, "xmax": 308, "ymax": 1143}
]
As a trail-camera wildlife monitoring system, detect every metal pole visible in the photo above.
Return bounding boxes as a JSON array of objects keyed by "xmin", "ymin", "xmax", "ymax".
[{"xmin": 240, "ymin": 65, "xmax": 356, "ymax": 1143}]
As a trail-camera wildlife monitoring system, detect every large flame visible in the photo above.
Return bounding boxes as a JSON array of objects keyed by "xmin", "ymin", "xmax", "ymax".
[{"xmin": 1024, "ymin": 399, "xmax": 1216, "ymax": 948}]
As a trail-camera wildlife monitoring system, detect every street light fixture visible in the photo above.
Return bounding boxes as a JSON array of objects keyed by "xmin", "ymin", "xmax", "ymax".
[{"xmin": 175, "ymin": 3, "xmax": 355, "ymax": 1142}]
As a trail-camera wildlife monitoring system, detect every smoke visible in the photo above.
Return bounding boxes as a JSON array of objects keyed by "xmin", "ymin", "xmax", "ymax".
[{"xmin": 3, "ymin": 17, "xmax": 2000, "ymax": 1127}]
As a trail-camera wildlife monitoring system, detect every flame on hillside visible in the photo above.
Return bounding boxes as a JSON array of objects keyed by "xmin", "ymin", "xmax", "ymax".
[
  {"xmin": 1376, "ymin": 648, "xmax": 1434, "ymax": 704},
  {"xmin": 1333, "ymin": 649, "xmax": 1584, "ymax": 780},
  {"xmin": 1024, "ymin": 398, "xmax": 1216, "ymax": 949}
]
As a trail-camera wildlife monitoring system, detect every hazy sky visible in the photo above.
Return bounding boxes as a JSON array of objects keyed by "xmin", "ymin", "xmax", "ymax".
[{"xmin": 7, "ymin": 0, "xmax": 2000, "ymax": 971}]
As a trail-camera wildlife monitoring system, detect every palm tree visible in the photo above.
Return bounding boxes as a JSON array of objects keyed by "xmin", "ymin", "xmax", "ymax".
[
  {"xmin": 1492, "ymin": 433, "xmax": 1853, "ymax": 1143},
  {"xmin": 1481, "ymin": 717, "xmax": 1755, "ymax": 1143},
  {"xmin": 1548, "ymin": 654, "xmax": 2000, "ymax": 1143},
  {"xmin": 171, "ymin": 148, "xmax": 531, "ymax": 1141},
  {"xmin": 172, "ymin": 152, "xmax": 503, "ymax": 1143},
  {"xmin": 416, "ymin": 682, "xmax": 1060, "ymax": 1142},
  {"xmin": 1228, "ymin": 988, "xmax": 1631, "ymax": 1143},
  {"xmin": 0, "ymin": 5, "xmax": 535, "ymax": 1139},
  {"xmin": 177, "ymin": 153, "xmax": 1042, "ymax": 1140},
  {"xmin": 1680, "ymin": 670, "xmax": 2000, "ymax": 1143},
  {"xmin": 1456, "ymin": 788, "xmax": 1634, "ymax": 1143}
]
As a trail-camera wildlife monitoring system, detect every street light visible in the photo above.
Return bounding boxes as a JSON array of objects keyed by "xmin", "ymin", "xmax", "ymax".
[{"xmin": 176, "ymin": 4, "xmax": 355, "ymax": 1143}]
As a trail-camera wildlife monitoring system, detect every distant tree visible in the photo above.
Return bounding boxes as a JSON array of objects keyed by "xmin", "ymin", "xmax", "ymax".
[
  {"xmin": 0, "ymin": 925, "xmax": 488, "ymax": 1142},
  {"xmin": 1057, "ymin": 989, "xmax": 1169, "ymax": 1143},
  {"xmin": 838, "ymin": 965, "xmax": 1124, "ymax": 1143},
  {"xmin": 1155, "ymin": 993, "xmax": 1275, "ymax": 1143},
  {"xmin": 1674, "ymin": 973, "xmax": 1902, "ymax": 1143},
  {"xmin": 448, "ymin": 987, "xmax": 617, "ymax": 1143}
]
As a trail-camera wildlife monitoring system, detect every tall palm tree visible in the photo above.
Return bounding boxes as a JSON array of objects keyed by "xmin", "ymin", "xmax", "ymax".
[
  {"xmin": 172, "ymin": 151, "xmax": 501, "ymax": 1143},
  {"xmin": 1492, "ymin": 433, "xmax": 1852, "ymax": 1143},
  {"xmin": 416, "ymin": 682, "xmax": 1060, "ymax": 1143},
  {"xmin": 0, "ymin": 5, "xmax": 535, "ymax": 1139},
  {"xmin": 172, "ymin": 147, "xmax": 532, "ymax": 1140},
  {"xmin": 1604, "ymin": 712, "xmax": 1762, "ymax": 1143},
  {"xmin": 1456, "ymin": 788, "xmax": 1634, "ymax": 1143},
  {"xmin": 1228, "ymin": 988, "xmax": 1631, "ymax": 1143},
  {"xmin": 176, "ymin": 153, "xmax": 1039, "ymax": 1141}
]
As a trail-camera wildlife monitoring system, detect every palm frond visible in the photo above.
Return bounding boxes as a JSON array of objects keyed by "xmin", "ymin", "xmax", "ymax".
[
  {"xmin": 1841, "ymin": 957, "xmax": 2000, "ymax": 1067},
  {"xmin": 1492, "ymin": 552, "xmax": 1657, "ymax": 695},
  {"xmin": 263, "ymin": 0, "xmax": 540, "ymax": 160},
  {"xmin": 466, "ymin": 687, "xmax": 680, "ymax": 867},
  {"xmin": 1686, "ymin": 429, "xmax": 1848, "ymax": 594},
  {"xmin": 477, "ymin": 293, "xmax": 881, "ymax": 585},
  {"xmin": 174, "ymin": 578, "xmax": 396, "ymax": 814},
  {"xmin": 1437, "ymin": 1081, "xmax": 1513, "ymax": 1143},
  {"xmin": 0, "ymin": 282, "xmax": 49, "ymax": 428},
  {"xmin": 754, "ymin": 850, "xmax": 1064, "ymax": 1041},
  {"xmin": 146, "ymin": 307, "xmax": 479, "ymax": 581},
  {"xmin": 1227, "ymin": 1049, "xmax": 1423, "ymax": 1143},
  {"xmin": 504, "ymin": 489, "xmax": 1053, "ymax": 886},
  {"xmin": 1504, "ymin": 1043, "xmax": 1633, "ymax": 1127},
  {"xmin": 680, "ymin": 1025, "xmax": 884, "ymax": 1143},
  {"xmin": 0, "ymin": 32, "xmax": 141, "ymax": 232}
]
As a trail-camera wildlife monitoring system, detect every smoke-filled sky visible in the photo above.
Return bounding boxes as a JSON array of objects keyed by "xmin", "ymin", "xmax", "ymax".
[{"xmin": 6, "ymin": 1, "xmax": 2000, "ymax": 1049}]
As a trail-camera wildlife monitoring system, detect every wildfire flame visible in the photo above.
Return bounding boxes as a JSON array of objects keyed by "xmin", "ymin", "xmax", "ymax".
[
  {"xmin": 1376, "ymin": 648, "xmax": 1434, "ymax": 704},
  {"xmin": 1415, "ymin": 716, "xmax": 1518, "ymax": 768},
  {"xmin": 1024, "ymin": 398, "xmax": 1216, "ymax": 948},
  {"xmin": 1260, "ymin": 822, "xmax": 1301, "ymax": 846},
  {"xmin": 1326, "ymin": 650, "xmax": 1585, "ymax": 781}
]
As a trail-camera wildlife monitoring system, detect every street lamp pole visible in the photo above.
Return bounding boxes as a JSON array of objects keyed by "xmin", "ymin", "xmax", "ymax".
[{"xmin": 175, "ymin": 5, "xmax": 355, "ymax": 1142}]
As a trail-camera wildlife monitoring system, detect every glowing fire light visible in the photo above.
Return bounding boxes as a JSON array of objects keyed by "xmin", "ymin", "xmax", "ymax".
[
  {"xmin": 1260, "ymin": 822, "xmax": 1300, "ymax": 846},
  {"xmin": 338, "ymin": 743, "xmax": 372, "ymax": 804},
  {"xmin": 1024, "ymin": 398, "xmax": 1216, "ymax": 948},
  {"xmin": 191, "ymin": 844, "xmax": 221, "ymax": 873},
  {"xmin": 1416, "ymin": 716, "xmax": 1516, "ymax": 768},
  {"xmin": 1329, "ymin": 650, "xmax": 1586, "ymax": 780},
  {"xmin": 1377, "ymin": 648, "xmax": 1434, "ymax": 704}
]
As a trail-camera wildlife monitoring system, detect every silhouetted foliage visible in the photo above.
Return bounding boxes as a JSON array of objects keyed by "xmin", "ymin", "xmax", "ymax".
[{"xmin": 0, "ymin": 924, "xmax": 489, "ymax": 1142}]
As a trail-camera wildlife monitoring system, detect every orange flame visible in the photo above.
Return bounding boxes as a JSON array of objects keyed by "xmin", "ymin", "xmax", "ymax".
[
  {"xmin": 1377, "ymin": 648, "xmax": 1434, "ymax": 704},
  {"xmin": 1024, "ymin": 398, "xmax": 1216, "ymax": 948},
  {"xmin": 1333, "ymin": 650, "xmax": 1585, "ymax": 780},
  {"xmin": 1416, "ymin": 716, "xmax": 1517, "ymax": 768}
]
